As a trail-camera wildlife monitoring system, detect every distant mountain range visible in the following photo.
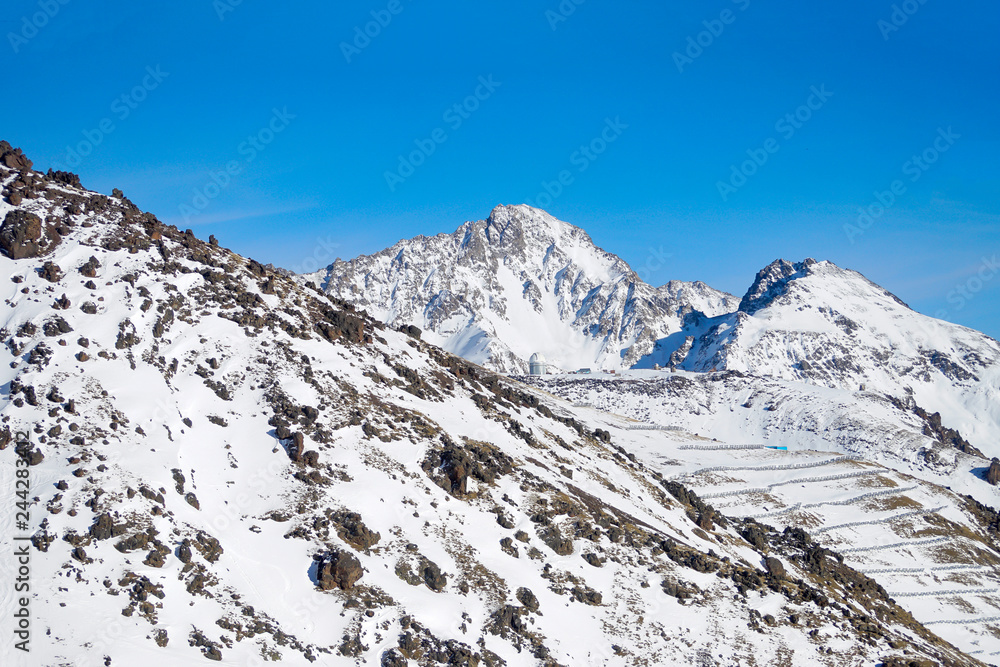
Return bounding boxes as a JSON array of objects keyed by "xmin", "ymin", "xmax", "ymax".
[
  {"xmin": 2, "ymin": 139, "xmax": 996, "ymax": 664},
  {"xmin": 308, "ymin": 206, "xmax": 1000, "ymax": 458}
]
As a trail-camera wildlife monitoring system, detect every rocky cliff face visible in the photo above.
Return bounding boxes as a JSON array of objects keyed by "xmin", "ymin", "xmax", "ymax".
[
  {"xmin": 306, "ymin": 204, "xmax": 738, "ymax": 373},
  {"xmin": 0, "ymin": 143, "xmax": 977, "ymax": 666}
]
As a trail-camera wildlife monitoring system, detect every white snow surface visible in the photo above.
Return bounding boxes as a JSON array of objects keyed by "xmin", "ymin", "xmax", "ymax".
[{"xmin": 0, "ymin": 172, "xmax": 983, "ymax": 666}]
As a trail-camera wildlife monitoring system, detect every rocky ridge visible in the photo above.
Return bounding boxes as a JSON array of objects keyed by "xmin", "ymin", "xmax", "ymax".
[{"xmin": 0, "ymin": 141, "xmax": 981, "ymax": 665}]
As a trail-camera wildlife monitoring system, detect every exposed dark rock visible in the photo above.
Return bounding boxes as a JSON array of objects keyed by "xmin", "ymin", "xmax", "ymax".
[
  {"xmin": 89, "ymin": 513, "xmax": 125, "ymax": 541},
  {"xmin": 331, "ymin": 511, "xmax": 381, "ymax": 552},
  {"xmin": 0, "ymin": 141, "xmax": 33, "ymax": 171},
  {"xmin": 317, "ymin": 550, "xmax": 363, "ymax": 591},
  {"xmin": 1, "ymin": 210, "xmax": 45, "ymax": 259},
  {"xmin": 764, "ymin": 556, "xmax": 786, "ymax": 579},
  {"xmin": 516, "ymin": 587, "xmax": 540, "ymax": 612},
  {"xmin": 40, "ymin": 261, "xmax": 63, "ymax": 282},
  {"xmin": 421, "ymin": 559, "xmax": 447, "ymax": 592},
  {"xmin": 79, "ymin": 256, "xmax": 100, "ymax": 277},
  {"xmin": 46, "ymin": 168, "xmax": 82, "ymax": 189},
  {"xmin": 987, "ymin": 458, "xmax": 1000, "ymax": 486}
]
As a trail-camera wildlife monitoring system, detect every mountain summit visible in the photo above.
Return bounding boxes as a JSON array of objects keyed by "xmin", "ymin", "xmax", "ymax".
[
  {"xmin": 3, "ymin": 141, "xmax": 983, "ymax": 665},
  {"xmin": 307, "ymin": 204, "xmax": 737, "ymax": 373},
  {"xmin": 676, "ymin": 258, "xmax": 1000, "ymax": 454},
  {"xmin": 310, "ymin": 205, "xmax": 1000, "ymax": 457}
]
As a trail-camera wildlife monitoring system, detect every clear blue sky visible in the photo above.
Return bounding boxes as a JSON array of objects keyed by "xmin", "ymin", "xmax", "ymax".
[{"xmin": 2, "ymin": 1, "xmax": 998, "ymax": 337}]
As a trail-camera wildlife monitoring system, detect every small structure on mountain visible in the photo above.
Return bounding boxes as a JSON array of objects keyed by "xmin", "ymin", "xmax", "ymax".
[{"xmin": 529, "ymin": 353, "xmax": 547, "ymax": 376}]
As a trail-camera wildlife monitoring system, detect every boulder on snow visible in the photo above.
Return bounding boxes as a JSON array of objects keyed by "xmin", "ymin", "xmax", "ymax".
[
  {"xmin": 764, "ymin": 556, "xmax": 786, "ymax": 579},
  {"xmin": 0, "ymin": 210, "xmax": 44, "ymax": 259},
  {"xmin": 987, "ymin": 458, "xmax": 1000, "ymax": 486},
  {"xmin": 316, "ymin": 550, "xmax": 363, "ymax": 591}
]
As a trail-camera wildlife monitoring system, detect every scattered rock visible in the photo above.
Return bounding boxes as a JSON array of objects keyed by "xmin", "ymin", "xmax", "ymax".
[
  {"xmin": 79, "ymin": 256, "xmax": 100, "ymax": 278},
  {"xmin": 421, "ymin": 559, "xmax": 447, "ymax": 592},
  {"xmin": 317, "ymin": 550, "xmax": 364, "ymax": 591},
  {"xmin": 0, "ymin": 141, "xmax": 33, "ymax": 171},
  {"xmin": 987, "ymin": 458, "xmax": 1000, "ymax": 486},
  {"xmin": 0, "ymin": 210, "xmax": 45, "ymax": 259},
  {"xmin": 516, "ymin": 587, "xmax": 540, "ymax": 612}
]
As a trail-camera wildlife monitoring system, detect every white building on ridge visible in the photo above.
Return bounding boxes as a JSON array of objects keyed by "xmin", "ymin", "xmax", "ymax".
[{"xmin": 529, "ymin": 353, "xmax": 547, "ymax": 376}]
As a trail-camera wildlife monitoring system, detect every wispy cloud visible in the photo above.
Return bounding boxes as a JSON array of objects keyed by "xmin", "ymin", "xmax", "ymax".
[{"xmin": 162, "ymin": 202, "xmax": 316, "ymax": 228}]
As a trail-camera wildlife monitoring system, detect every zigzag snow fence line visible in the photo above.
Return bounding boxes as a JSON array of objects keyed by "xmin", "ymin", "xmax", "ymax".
[
  {"xmin": 889, "ymin": 586, "xmax": 1000, "ymax": 598},
  {"xmin": 839, "ymin": 535, "xmax": 948, "ymax": 555},
  {"xmin": 626, "ymin": 424, "xmax": 683, "ymax": 431},
  {"xmin": 687, "ymin": 454, "xmax": 863, "ymax": 477},
  {"xmin": 813, "ymin": 505, "xmax": 946, "ymax": 535},
  {"xmin": 740, "ymin": 486, "xmax": 918, "ymax": 520},
  {"xmin": 679, "ymin": 443, "xmax": 768, "ymax": 451},
  {"xmin": 860, "ymin": 564, "xmax": 991, "ymax": 575},
  {"xmin": 699, "ymin": 470, "xmax": 881, "ymax": 500},
  {"xmin": 924, "ymin": 615, "xmax": 1000, "ymax": 626}
]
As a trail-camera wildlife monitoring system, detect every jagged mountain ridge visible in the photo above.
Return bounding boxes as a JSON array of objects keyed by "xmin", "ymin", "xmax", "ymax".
[
  {"xmin": 306, "ymin": 205, "xmax": 738, "ymax": 373},
  {"xmin": 672, "ymin": 258, "xmax": 1000, "ymax": 457},
  {"xmin": 308, "ymin": 206, "xmax": 1000, "ymax": 458},
  {"xmin": 0, "ymin": 140, "xmax": 981, "ymax": 666}
]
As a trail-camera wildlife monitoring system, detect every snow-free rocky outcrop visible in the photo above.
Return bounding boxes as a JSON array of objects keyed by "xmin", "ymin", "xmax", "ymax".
[
  {"xmin": 306, "ymin": 205, "xmax": 738, "ymax": 374},
  {"xmin": 0, "ymin": 141, "xmax": 983, "ymax": 665}
]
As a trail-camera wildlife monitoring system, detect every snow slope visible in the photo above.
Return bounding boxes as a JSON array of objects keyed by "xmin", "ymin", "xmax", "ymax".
[
  {"xmin": 525, "ymin": 372, "xmax": 1000, "ymax": 660},
  {"xmin": 0, "ymin": 145, "xmax": 980, "ymax": 666}
]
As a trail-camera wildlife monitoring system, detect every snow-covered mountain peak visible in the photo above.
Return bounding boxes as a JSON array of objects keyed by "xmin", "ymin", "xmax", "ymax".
[
  {"xmin": 738, "ymin": 257, "xmax": 817, "ymax": 314},
  {"xmin": 309, "ymin": 206, "xmax": 738, "ymax": 373},
  {"xmin": 739, "ymin": 257, "xmax": 913, "ymax": 318},
  {"xmin": 675, "ymin": 257, "xmax": 1000, "ymax": 456},
  {"xmin": 5, "ymin": 144, "xmax": 982, "ymax": 665}
]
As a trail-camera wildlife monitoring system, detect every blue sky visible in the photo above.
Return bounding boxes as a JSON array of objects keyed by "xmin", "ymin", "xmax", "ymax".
[{"xmin": 3, "ymin": 1, "xmax": 999, "ymax": 337}]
